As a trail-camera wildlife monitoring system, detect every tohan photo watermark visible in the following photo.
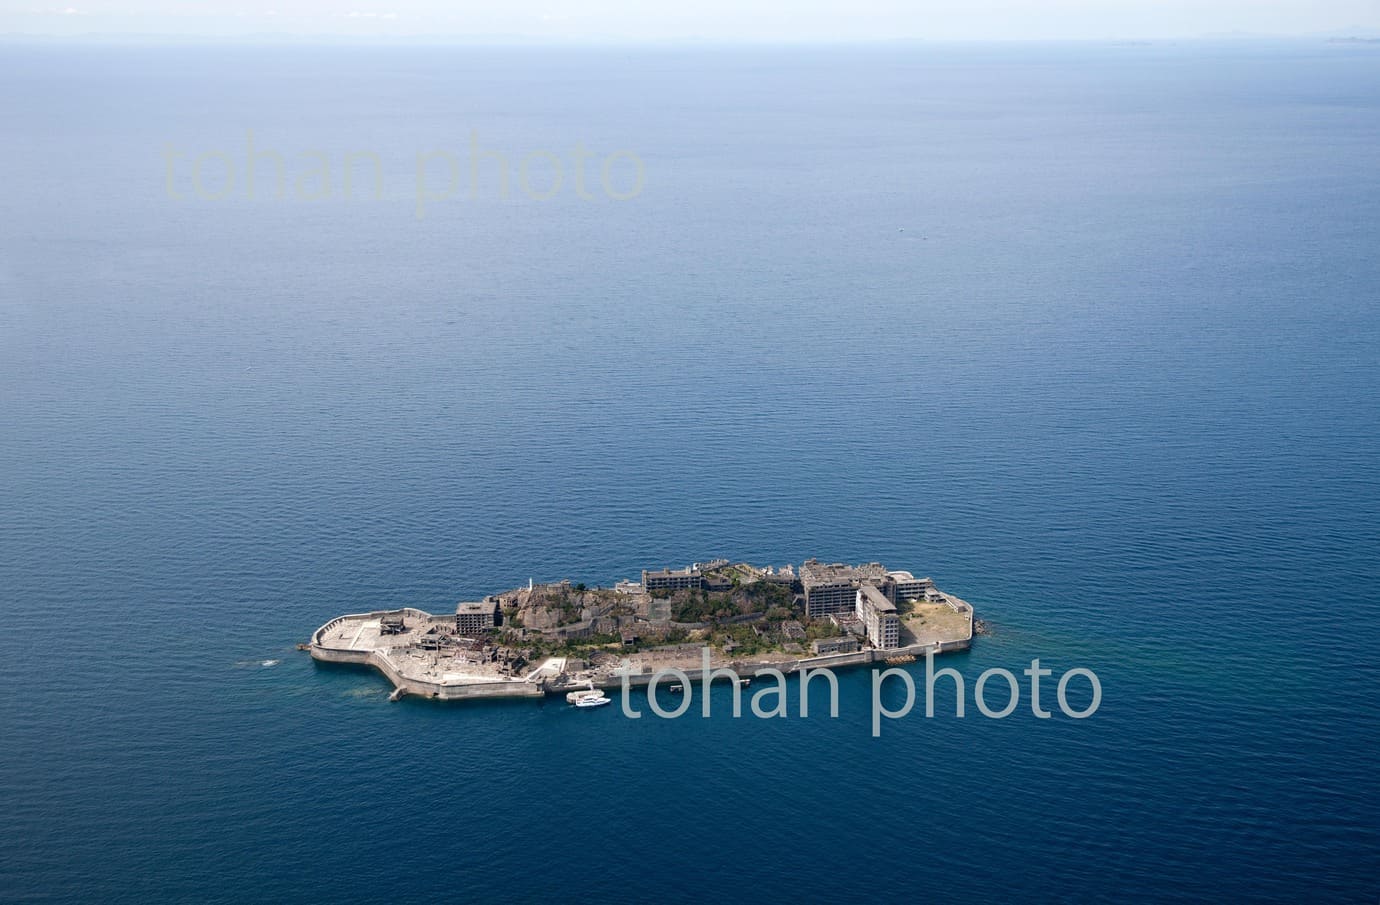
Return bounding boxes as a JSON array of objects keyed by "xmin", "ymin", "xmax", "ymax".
[
  {"xmin": 161, "ymin": 129, "xmax": 646, "ymax": 218},
  {"xmin": 618, "ymin": 649, "xmax": 1102, "ymax": 736}
]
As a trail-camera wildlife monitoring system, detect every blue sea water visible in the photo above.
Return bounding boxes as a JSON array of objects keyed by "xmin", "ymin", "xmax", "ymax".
[{"xmin": 2, "ymin": 40, "xmax": 1379, "ymax": 903}]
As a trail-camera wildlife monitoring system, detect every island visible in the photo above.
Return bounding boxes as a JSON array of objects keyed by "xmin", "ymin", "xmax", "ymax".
[{"xmin": 308, "ymin": 558, "xmax": 975, "ymax": 702}]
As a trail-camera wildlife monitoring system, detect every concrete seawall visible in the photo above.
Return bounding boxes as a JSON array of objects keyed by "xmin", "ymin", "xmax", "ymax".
[
  {"xmin": 310, "ymin": 606, "xmax": 972, "ymax": 703},
  {"xmin": 312, "ymin": 645, "xmax": 546, "ymax": 700},
  {"xmin": 601, "ymin": 636, "xmax": 973, "ymax": 692},
  {"xmin": 311, "ymin": 609, "xmax": 544, "ymax": 701}
]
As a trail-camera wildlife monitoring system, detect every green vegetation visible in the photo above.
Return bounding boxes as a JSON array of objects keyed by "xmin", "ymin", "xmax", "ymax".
[
  {"xmin": 667, "ymin": 580, "xmax": 799, "ymax": 623},
  {"xmin": 713, "ymin": 623, "xmax": 770, "ymax": 657},
  {"xmin": 513, "ymin": 631, "xmax": 620, "ymax": 660},
  {"xmin": 804, "ymin": 620, "xmax": 841, "ymax": 642},
  {"xmin": 529, "ymin": 586, "xmax": 583, "ymax": 623},
  {"xmin": 670, "ymin": 589, "xmax": 739, "ymax": 623},
  {"xmin": 741, "ymin": 580, "xmax": 793, "ymax": 609},
  {"xmin": 501, "ymin": 574, "xmax": 822, "ymax": 663}
]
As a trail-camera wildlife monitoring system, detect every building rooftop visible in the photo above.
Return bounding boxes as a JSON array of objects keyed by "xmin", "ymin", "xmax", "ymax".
[
  {"xmin": 643, "ymin": 566, "xmax": 701, "ymax": 579},
  {"xmin": 858, "ymin": 583, "xmax": 896, "ymax": 613},
  {"xmin": 801, "ymin": 559, "xmax": 890, "ymax": 587},
  {"xmin": 456, "ymin": 600, "xmax": 500, "ymax": 615}
]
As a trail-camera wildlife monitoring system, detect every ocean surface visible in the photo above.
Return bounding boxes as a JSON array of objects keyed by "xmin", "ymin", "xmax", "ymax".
[{"xmin": 2, "ymin": 40, "xmax": 1378, "ymax": 903}]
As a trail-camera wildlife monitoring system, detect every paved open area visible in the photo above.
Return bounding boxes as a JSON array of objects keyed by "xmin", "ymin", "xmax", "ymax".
[
  {"xmin": 316, "ymin": 611, "xmax": 523, "ymax": 687},
  {"xmin": 901, "ymin": 598, "xmax": 974, "ymax": 647},
  {"xmin": 317, "ymin": 617, "xmax": 383, "ymax": 651}
]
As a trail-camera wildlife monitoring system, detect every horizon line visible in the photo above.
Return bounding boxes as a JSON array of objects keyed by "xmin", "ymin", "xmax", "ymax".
[{"xmin": 3, "ymin": 31, "xmax": 1379, "ymax": 47}]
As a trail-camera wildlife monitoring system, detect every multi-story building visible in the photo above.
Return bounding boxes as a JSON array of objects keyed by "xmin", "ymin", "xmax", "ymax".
[
  {"xmin": 856, "ymin": 583, "xmax": 901, "ymax": 650},
  {"xmin": 641, "ymin": 567, "xmax": 703, "ymax": 592},
  {"xmin": 800, "ymin": 559, "xmax": 892, "ymax": 617},
  {"xmin": 811, "ymin": 636, "xmax": 861, "ymax": 655},
  {"xmin": 888, "ymin": 570, "xmax": 934, "ymax": 603},
  {"xmin": 455, "ymin": 599, "xmax": 501, "ymax": 635}
]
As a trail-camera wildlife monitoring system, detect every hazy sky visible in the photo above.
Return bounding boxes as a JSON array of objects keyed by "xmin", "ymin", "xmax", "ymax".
[{"xmin": 4, "ymin": 0, "xmax": 1379, "ymax": 41}]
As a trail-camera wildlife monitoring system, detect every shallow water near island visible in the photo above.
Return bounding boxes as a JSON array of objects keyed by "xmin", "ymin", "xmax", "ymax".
[{"xmin": 2, "ymin": 40, "xmax": 1379, "ymax": 903}]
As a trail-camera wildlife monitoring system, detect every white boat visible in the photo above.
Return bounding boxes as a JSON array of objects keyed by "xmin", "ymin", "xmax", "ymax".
[
  {"xmin": 573, "ymin": 691, "xmax": 610, "ymax": 708},
  {"xmin": 566, "ymin": 683, "xmax": 599, "ymax": 704}
]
